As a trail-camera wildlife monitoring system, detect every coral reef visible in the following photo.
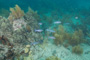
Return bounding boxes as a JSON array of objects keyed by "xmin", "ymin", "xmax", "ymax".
[
  {"xmin": 23, "ymin": 45, "xmax": 33, "ymax": 60},
  {"xmin": 24, "ymin": 7, "xmax": 40, "ymax": 29},
  {"xmin": 24, "ymin": 45, "xmax": 30, "ymax": 53},
  {"xmin": 72, "ymin": 45, "xmax": 83, "ymax": 55},
  {"xmin": 0, "ymin": 5, "xmax": 43, "ymax": 60},
  {"xmin": 0, "ymin": 35, "xmax": 13, "ymax": 48},
  {"xmin": 24, "ymin": 50, "xmax": 33, "ymax": 60},
  {"xmin": 13, "ymin": 18, "xmax": 27, "ymax": 31}
]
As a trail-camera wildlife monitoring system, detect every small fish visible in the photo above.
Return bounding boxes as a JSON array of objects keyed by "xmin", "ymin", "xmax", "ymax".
[
  {"xmin": 31, "ymin": 42, "xmax": 39, "ymax": 45},
  {"xmin": 35, "ymin": 29, "xmax": 43, "ymax": 33},
  {"xmin": 75, "ymin": 16, "xmax": 78, "ymax": 19},
  {"xmin": 38, "ymin": 23, "xmax": 42, "ymax": 25},
  {"xmin": 54, "ymin": 21, "xmax": 61, "ymax": 24},
  {"xmin": 31, "ymin": 40, "xmax": 43, "ymax": 45},
  {"xmin": 48, "ymin": 36, "xmax": 55, "ymax": 39},
  {"xmin": 46, "ymin": 29, "xmax": 55, "ymax": 33}
]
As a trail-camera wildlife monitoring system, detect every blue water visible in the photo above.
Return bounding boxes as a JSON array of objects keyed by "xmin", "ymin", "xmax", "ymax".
[{"xmin": 0, "ymin": 0, "xmax": 90, "ymax": 13}]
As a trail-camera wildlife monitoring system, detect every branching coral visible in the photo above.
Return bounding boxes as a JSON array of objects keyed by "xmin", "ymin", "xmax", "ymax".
[
  {"xmin": 72, "ymin": 45, "xmax": 83, "ymax": 55},
  {"xmin": 8, "ymin": 4, "xmax": 24, "ymax": 22}
]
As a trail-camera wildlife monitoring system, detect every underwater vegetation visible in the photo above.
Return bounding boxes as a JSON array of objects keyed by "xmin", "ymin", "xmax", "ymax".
[
  {"xmin": 53, "ymin": 25, "xmax": 85, "ymax": 46},
  {"xmin": 53, "ymin": 24, "xmax": 87, "ymax": 55},
  {"xmin": 27, "ymin": 7, "xmax": 40, "ymax": 21},
  {"xmin": 72, "ymin": 45, "xmax": 83, "ymax": 55},
  {"xmin": 0, "ymin": 0, "xmax": 90, "ymax": 60},
  {"xmin": 46, "ymin": 56, "xmax": 61, "ymax": 60},
  {"xmin": 8, "ymin": 4, "xmax": 24, "ymax": 22},
  {"xmin": 53, "ymin": 25, "xmax": 67, "ymax": 45},
  {"xmin": 68, "ymin": 29, "xmax": 84, "ymax": 45}
]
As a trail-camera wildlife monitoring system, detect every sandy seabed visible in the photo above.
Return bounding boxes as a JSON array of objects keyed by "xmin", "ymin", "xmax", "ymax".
[{"xmin": 31, "ymin": 41, "xmax": 90, "ymax": 60}]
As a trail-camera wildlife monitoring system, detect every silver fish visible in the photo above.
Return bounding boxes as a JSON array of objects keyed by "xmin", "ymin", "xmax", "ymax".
[
  {"xmin": 31, "ymin": 40, "xmax": 43, "ymax": 45},
  {"xmin": 75, "ymin": 16, "xmax": 78, "ymax": 19},
  {"xmin": 35, "ymin": 29, "xmax": 43, "ymax": 32},
  {"xmin": 48, "ymin": 36, "xmax": 55, "ymax": 39},
  {"xmin": 54, "ymin": 21, "xmax": 61, "ymax": 24},
  {"xmin": 31, "ymin": 42, "xmax": 39, "ymax": 45}
]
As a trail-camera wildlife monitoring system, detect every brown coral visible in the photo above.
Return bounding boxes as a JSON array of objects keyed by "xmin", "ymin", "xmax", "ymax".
[
  {"xmin": 53, "ymin": 25, "xmax": 70, "ymax": 45},
  {"xmin": 72, "ymin": 45, "xmax": 83, "ymax": 55},
  {"xmin": 46, "ymin": 56, "xmax": 61, "ymax": 60},
  {"xmin": 68, "ymin": 29, "xmax": 84, "ymax": 45},
  {"xmin": 8, "ymin": 4, "xmax": 24, "ymax": 21},
  {"xmin": 53, "ymin": 25, "xmax": 85, "ymax": 46}
]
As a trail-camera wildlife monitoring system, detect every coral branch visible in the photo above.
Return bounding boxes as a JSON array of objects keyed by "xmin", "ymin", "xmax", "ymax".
[{"xmin": 8, "ymin": 4, "xmax": 24, "ymax": 22}]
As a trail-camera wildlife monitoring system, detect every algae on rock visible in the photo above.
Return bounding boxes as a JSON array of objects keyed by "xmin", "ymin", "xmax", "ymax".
[{"xmin": 46, "ymin": 56, "xmax": 61, "ymax": 60}]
